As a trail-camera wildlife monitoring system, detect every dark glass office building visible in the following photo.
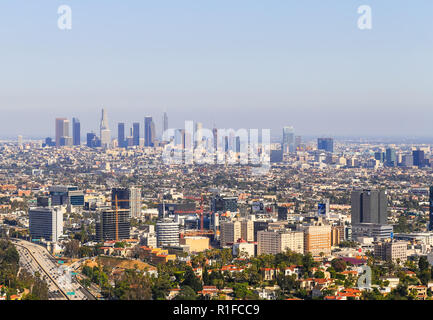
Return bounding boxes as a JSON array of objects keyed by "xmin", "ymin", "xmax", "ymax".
[
  {"xmin": 144, "ymin": 116, "xmax": 154, "ymax": 147},
  {"xmin": 211, "ymin": 196, "xmax": 238, "ymax": 213},
  {"xmin": 351, "ymin": 189, "xmax": 388, "ymax": 225},
  {"xmin": 72, "ymin": 118, "xmax": 80, "ymax": 146},
  {"xmin": 96, "ymin": 209, "xmax": 130, "ymax": 241},
  {"xmin": 118, "ymin": 123, "xmax": 125, "ymax": 148},
  {"xmin": 413, "ymin": 150, "xmax": 425, "ymax": 167},
  {"xmin": 133, "ymin": 122, "xmax": 140, "ymax": 146},
  {"xmin": 385, "ymin": 148, "xmax": 396, "ymax": 167},
  {"xmin": 317, "ymin": 138, "xmax": 334, "ymax": 153},
  {"xmin": 86, "ymin": 133, "xmax": 100, "ymax": 148}
]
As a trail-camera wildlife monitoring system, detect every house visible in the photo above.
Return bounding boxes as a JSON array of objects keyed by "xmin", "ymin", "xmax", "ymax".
[
  {"xmin": 193, "ymin": 267, "xmax": 203, "ymax": 278},
  {"xmin": 198, "ymin": 286, "xmax": 219, "ymax": 299},
  {"xmin": 408, "ymin": 285, "xmax": 428, "ymax": 300},
  {"xmin": 167, "ymin": 288, "xmax": 181, "ymax": 300},
  {"xmin": 261, "ymin": 268, "xmax": 277, "ymax": 281},
  {"xmin": 255, "ymin": 285, "xmax": 280, "ymax": 300},
  {"xmin": 324, "ymin": 295, "xmax": 346, "ymax": 300},
  {"xmin": 283, "ymin": 266, "xmax": 302, "ymax": 278}
]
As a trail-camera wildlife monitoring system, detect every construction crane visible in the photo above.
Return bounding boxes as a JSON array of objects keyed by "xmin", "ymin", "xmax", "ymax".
[
  {"xmin": 173, "ymin": 195, "xmax": 215, "ymax": 236},
  {"xmin": 106, "ymin": 196, "xmax": 142, "ymax": 241},
  {"xmin": 107, "ymin": 194, "xmax": 214, "ymax": 239},
  {"xmin": 174, "ymin": 195, "xmax": 204, "ymax": 230}
]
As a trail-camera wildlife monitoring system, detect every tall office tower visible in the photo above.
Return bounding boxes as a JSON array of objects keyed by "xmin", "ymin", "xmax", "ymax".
[
  {"xmin": 72, "ymin": 118, "xmax": 81, "ymax": 146},
  {"xmin": 151, "ymin": 121, "xmax": 156, "ymax": 145},
  {"xmin": 235, "ymin": 136, "xmax": 241, "ymax": 153},
  {"xmin": 195, "ymin": 122, "xmax": 203, "ymax": 148},
  {"xmin": 100, "ymin": 108, "xmax": 111, "ymax": 148},
  {"xmin": 295, "ymin": 135, "xmax": 302, "ymax": 151},
  {"xmin": 95, "ymin": 209, "xmax": 130, "ymax": 241},
  {"xmin": 144, "ymin": 116, "xmax": 155, "ymax": 147},
  {"xmin": 174, "ymin": 129, "xmax": 185, "ymax": 148},
  {"xmin": 212, "ymin": 127, "xmax": 218, "ymax": 150},
  {"xmin": 156, "ymin": 219, "xmax": 180, "ymax": 247},
  {"xmin": 317, "ymin": 137, "xmax": 334, "ymax": 153},
  {"xmin": 55, "ymin": 118, "xmax": 69, "ymax": 147},
  {"xmin": 385, "ymin": 148, "xmax": 397, "ymax": 167},
  {"xmin": 111, "ymin": 188, "xmax": 130, "ymax": 210},
  {"xmin": 130, "ymin": 186, "xmax": 141, "ymax": 218},
  {"xmin": 257, "ymin": 230, "xmax": 304, "ymax": 255},
  {"xmin": 351, "ymin": 189, "xmax": 388, "ymax": 225},
  {"xmin": 132, "ymin": 122, "xmax": 140, "ymax": 146},
  {"xmin": 240, "ymin": 219, "xmax": 254, "ymax": 242},
  {"xmin": 86, "ymin": 132, "xmax": 100, "ymax": 148},
  {"xmin": 413, "ymin": 149, "xmax": 425, "ymax": 167},
  {"xmin": 220, "ymin": 221, "xmax": 242, "ymax": 247},
  {"xmin": 282, "ymin": 126, "xmax": 295, "ymax": 153},
  {"xmin": 49, "ymin": 185, "xmax": 84, "ymax": 207},
  {"xmin": 374, "ymin": 152, "xmax": 385, "ymax": 162},
  {"xmin": 402, "ymin": 154, "xmax": 413, "ymax": 167},
  {"xmin": 429, "ymin": 186, "xmax": 433, "ymax": 231},
  {"xmin": 118, "ymin": 123, "xmax": 125, "ymax": 148},
  {"xmin": 17, "ymin": 135, "xmax": 23, "ymax": 147},
  {"xmin": 29, "ymin": 207, "xmax": 63, "ymax": 242},
  {"xmin": 303, "ymin": 225, "xmax": 332, "ymax": 256},
  {"xmin": 163, "ymin": 112, "xmax": 168, "ymax": 137}
]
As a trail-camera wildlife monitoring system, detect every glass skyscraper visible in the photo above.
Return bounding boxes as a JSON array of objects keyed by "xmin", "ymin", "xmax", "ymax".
[
  {"xmin": 72, "ymin": 118, "xmax": 80, "ymax": 146},
  {"xmin": 317, "ymin": 138, "xmax": 334, "ymax": 153},
  {"xmin": 144, "ymin": 116, "xmax": 155, "ymax": 147},
  {"xmin": 133, "ymin": 122, "xmax": 140, "ymax": 146},
  {"xmin": 282, "ymin": 126, "xmax": 294, "ymax": 153}
]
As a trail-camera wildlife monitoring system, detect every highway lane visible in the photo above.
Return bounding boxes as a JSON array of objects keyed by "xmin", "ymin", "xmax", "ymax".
[
  {"xmin": 14, "ymin": 242, "xmax": 68, "ymax": 300},
  {"xmin": 11, "ymin": 239, "xmax": 96, "ymax": 300}
]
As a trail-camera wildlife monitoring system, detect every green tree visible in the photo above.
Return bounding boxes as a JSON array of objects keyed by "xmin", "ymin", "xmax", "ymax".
[
  {"xmin": 175, "ymin": 285, "xmax": 197, "ymax": 300},
  {"xmin": 182, "ymin": 267, "xmax": 203, "ymax": 293}
]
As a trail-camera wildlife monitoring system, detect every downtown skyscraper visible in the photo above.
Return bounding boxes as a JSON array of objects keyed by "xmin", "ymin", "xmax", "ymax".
[
  {"xmin": 72, "ymin": 118, "xmax": 81, "ymax": 146},
  {"xmin": 133, "ymin": 122, "xmax": 140, "ymax": 146},
  {"xmin": 351, "ymin": 189, "xmax": 388, "ymax": 225},
  {"xmin": 55, "ymin": 118, "xmax": 70, "ymax": 147},
  {"xmin": 118, "ymin": 123, "xmax": 125, "ymax": 148},
  {"xmin": 100, "ymin": 108, "xmax": 111, "ymax": 148},
  {"xmin": 282, "ymin": 126, "xmax": 295, "ymax": 153},
  {"xmin": 163, "ymin": 112, "xmax": 168, "ymax": 137},
  {"xmin": 317, "ymin": 138, "xmax": 334, "ymax": 153},
  {"xmin": 144, "ymin": 116, "xmax": 155, "ymax": 147}
]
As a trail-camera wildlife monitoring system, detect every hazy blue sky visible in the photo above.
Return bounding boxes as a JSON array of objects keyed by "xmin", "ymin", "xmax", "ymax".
[{"xmin": 0, "ymin": 0, "xmax": 432, "ymax": 138}]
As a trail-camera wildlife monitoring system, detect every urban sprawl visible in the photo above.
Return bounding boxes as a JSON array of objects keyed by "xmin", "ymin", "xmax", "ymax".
[{"xmin": 1, "ymin": 109, "xmax": 433, "ymax": 301}]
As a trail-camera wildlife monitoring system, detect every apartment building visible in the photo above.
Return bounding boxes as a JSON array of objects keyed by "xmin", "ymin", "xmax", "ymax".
[
  {"xmin": 374, "ymin": 240, "xmax": 408, "ymax": 263},
  {"xmin": 220, "ymin": 221, "xmax": 241, "ymax": 247},
  {"xmin": 257, "ymin": 230, "xmax": 304, "ymax": 255},
  {"xmin": 303, "ymin": 224, "xmax": 332, "ymax": 257},
  {"xmin": 220, "ymin": 219, "xmax": 254, "ymax": 246}
]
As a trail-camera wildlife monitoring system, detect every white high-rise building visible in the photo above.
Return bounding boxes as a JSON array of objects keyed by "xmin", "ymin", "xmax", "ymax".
[
  {"xmin": 130, "ymin": 186, "xmax": 142, "ymax": 218},
  {"xmin": 194, "ymin": 122, "xmax": 203, "ymax": 148},
  {"xmin": 156, "ymin": 219, "xmax": 179, "ymax": 247},
  {"xmin": 17, "ymin": 135, "xmax": 23, "ymax": 147}
]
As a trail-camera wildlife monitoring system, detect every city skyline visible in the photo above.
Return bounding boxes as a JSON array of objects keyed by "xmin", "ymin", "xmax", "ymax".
[{"xmin": 0, "ymin": 1, "xmax": 432, "ymax": 137}]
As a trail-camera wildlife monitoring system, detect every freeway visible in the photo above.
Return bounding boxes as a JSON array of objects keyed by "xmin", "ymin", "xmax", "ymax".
[{"xmin": 11, "ymin": 239, "xmax": 96, "ymax": 300}]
